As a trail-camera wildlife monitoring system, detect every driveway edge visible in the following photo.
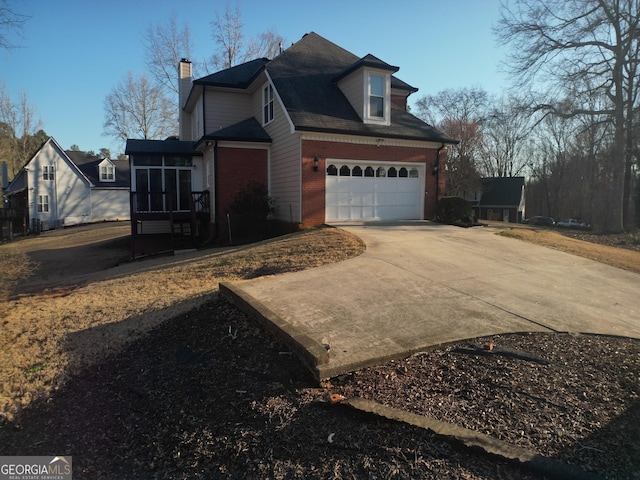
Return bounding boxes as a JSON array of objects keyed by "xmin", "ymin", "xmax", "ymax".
[
  {"xmin": 219, "ymin": 282, "xmax": 329, "ymax": 379},
  {"xmin": 344, "ymin": 397, "xmax": 602, "ymax": 480}
]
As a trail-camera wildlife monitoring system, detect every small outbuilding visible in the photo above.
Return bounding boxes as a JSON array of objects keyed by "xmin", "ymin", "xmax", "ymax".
[{"xmin": 473, "ymin": 177, "xmax": 525, "ymax": 223}]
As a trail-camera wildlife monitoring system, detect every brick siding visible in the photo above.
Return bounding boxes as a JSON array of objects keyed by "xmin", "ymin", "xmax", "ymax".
[{"xmin": 301, "ymin": 140, "xmax": 444, "ymax": 228}]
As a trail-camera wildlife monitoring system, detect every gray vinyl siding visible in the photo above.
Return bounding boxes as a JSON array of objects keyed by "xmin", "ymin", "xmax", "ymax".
[
  {"xmin": 29, "ymin": 141, "xmax": 91, "ymax": 228},
  {"xmin": 191, "ymin": 96, "xmax": 204, "ymax": 141},
  {"xmin": 204, "ymin": 89, "xmax": 253, "ymax": 133},
  {"xmin": 254, "ymin": 83, "xmax": 301, "ymax": 223},
  {"xmin": 85, "ymin": 189, "xmax": 130, "ymax": 222},
  {"xmin": 337, "ymin": 72, "xmax": 365, "ymax": 121}
]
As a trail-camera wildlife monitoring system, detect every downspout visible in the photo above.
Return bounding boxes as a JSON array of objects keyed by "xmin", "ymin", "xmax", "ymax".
[
  {"xmin": 54, "ymin": 157, "xmax": 59, "ymax": 228},
  {"xmin": 213, "ymin": 140, "xmax": 219, "ymax": 240},
  {"xmin": 434, "ymin": 143, "xmax": 444, "ymax": 205}
]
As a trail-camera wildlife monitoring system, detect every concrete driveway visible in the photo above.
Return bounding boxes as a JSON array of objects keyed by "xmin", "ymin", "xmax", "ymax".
[{"xmin": 221, "ymin": 221, "xmax": 640, "ymax": 379}]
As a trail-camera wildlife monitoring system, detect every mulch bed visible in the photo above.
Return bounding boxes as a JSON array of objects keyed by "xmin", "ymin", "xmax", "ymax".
[{"xmin": 1, "ymin": 298, "xmax": 638, "ymax": 479}]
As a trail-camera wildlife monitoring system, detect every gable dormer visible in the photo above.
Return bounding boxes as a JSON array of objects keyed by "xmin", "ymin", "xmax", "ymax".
[
  {"xmin": 334, "ymin": 54, "xmax": 399, "ymax": 126},
  {"xmin": 98, "ymin": 158, "xmax": 116, "ymax": 182}
]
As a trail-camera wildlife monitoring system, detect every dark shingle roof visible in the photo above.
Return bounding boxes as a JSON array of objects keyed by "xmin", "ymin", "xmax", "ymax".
[
  {"xmin": 125, "ymin": 138, "xmax": 203, "ymax": 156},
  {"xmin": 479, "ymin": 177, "xmax": 525, "ymax": 207},
  {"xmin": 76, "ymin": 158, "xmax": 130, "ymax": 188},
  {"xmin": 194, "ymin": 58, "xmax": 269, "ymax": 89},
  {"xmin": 333, "ymin": 53, "xmax": 399, "ymax": 83},
  {"xmin": 202, "ymin": 117, "xmax": 271, "ymax": 143},
  {"xmin": 264, "ymin": 32, "xmax": 456, "ymax": 143}
]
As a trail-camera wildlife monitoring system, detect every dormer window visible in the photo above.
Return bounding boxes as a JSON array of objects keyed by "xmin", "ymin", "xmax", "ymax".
[
  {"xmin": 100, "ymin": 165, "xmax": 114, "ymax": 181},
  {"xmin": 366, "ymin": 72, "xmax": 390, "ymax": 125},
  {"xmin": 369, "ymin": 74, "xmax": 384, "ymax": 118},
  {"xmin": 99, "ymin": 160, "xmax": 116, "ymax": 182}
]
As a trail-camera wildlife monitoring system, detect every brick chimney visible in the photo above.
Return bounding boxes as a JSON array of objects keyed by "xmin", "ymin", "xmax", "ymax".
[{"xmin": 178, "ymin": 59, "xmax": 193, "ymax": 141}]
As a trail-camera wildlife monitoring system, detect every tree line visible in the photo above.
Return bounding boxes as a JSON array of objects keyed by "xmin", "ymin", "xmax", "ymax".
[
  {"xmin": 418, "ymin": 0, "xmax": 639, "ymax": 232},
  {"xmin": 2, "ymin": 0, "xmax": 638, "ymax": 231}
]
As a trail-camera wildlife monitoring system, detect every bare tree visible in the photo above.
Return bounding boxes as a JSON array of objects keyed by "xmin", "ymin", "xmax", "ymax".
[
  {"xmin": 480, "ymin": 96, "xmax": 532, "ymax": 177},
  {"xmin": 103, "ymin": 72, "xmax": 176, "ymax": 147},
  {"xmin": 496, "ymin": 0, "xmax": 640, "ymax": 231},
  {"xmin": 208, "ymin": 1, "xmax": 284, "ymax": 70},
  {"xmin": 0, "ymin": 82, "xmax": 44, "ymax": 180},
  {"xmin": 415, "ymin": 87, "xmax": 488, "ymax": 196},
  {"xmin": 143, "ymin": 13, "xmax": 194, "ymax": 96},
  {"xmin": 0, "ymin": 0, "xmax": 29, "ymax": 50}
]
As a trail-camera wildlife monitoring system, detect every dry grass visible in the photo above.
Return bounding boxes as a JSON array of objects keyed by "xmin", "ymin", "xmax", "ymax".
[
  {"xmin": 0, "ymin": 252, "xmax": 38, "ymax": 299},
  {"xmin": 0, "ymin": 226, "xmax": 364, "ymax": 423},
  {"xmin": 497, "ymin": 226, "xmax": 640, "ymax": 274}
]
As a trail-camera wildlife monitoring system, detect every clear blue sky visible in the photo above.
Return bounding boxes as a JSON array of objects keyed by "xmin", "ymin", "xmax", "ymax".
[{"xmin": 1, "ymin": 0, "xmax": 508, "ymax": 157}]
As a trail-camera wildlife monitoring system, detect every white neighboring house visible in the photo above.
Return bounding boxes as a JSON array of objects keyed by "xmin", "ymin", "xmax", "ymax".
[{"xmin": 3, "ymin": 137, "xmax": 130, "ymax": 231}]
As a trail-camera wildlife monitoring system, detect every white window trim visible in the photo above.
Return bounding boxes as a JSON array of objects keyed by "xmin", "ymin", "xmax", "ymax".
[
  {"xmin": 364, "ymin": 71, "xmax": 391, "ymax": 126},
  {"xmin": 43, "ymin": 165, "xmax": 55, "ymax": 181},
  {"xmin": 38, "ymin": 194, "xmax": 49, "ymax": 213},
  {"xmin": 100, "ymin": 164, "xmax": 115, "ymax": 182},
  {"xmin": 263, "ymin": 83, "xmax": 274, "ymax": 125}
]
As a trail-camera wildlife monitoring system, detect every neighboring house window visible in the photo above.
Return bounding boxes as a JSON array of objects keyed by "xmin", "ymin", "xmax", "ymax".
[
  {"xmin": 37, "ymin": 195, "xmax": 49, "ymax": 213},
  {"xmin": 100, "ymin": 165, "xmax": 115, "ymax": 181},
  {"xmin": 43, "ymin": 165, "xmax": 54, "ymax": 181},
  {"xmin": 263, "ymin": 84, "xmax": 274, "ymax": 124}
]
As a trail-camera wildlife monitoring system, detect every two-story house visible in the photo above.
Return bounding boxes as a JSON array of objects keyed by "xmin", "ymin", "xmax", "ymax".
[
  {"xmin": 125, "ymin": 32, "xmax": 457, "ymax": 252},
  {"xmin": 4, "ymin": 137, "xmax": 130, "ymax": 232}
]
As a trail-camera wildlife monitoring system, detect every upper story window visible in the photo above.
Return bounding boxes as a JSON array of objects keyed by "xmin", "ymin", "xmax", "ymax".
[
  {"xmin": 100, "ymin": 165, "xmax": 115, "ymax": 182},
  {"xmin": 366, "ymin": 73, "xmax": 390, "ymax": 125},
  {"xmin": 369, "ymin": 74, "xmax": 384, "ymax": 117},
  {"xmin": 42, "ymin": 165, "xmax": 54, "ymax": 181},
  {"xmin": 263, "ymin": 84, "xmax": 274, "ymax": 125}
]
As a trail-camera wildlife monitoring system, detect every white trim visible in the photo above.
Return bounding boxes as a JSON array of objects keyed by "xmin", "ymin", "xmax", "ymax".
[
  {"xmin": 364, "ymin": 70, "xmax": 391, "ymax": 126},
  {"xmin": 301, "ymin": 131, "xmax": 445, "ymax": 149},
  {"xmin": 265, "ymin": 70, "xmax": 296, "ymax": 134},
  {"xmin": 216, "ymin": 141, "xmax": 271, "ymax": 150},
  {"xmin": 262, "ymin": 83, "xmax": 274, "ymax": 126}
]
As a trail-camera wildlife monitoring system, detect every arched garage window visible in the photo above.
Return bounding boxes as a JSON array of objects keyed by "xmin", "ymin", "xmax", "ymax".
[
  {"xmin": 409, "ymin": 168, "xmax": 419, "ymax": 178},
  {"xmin": 399, "ymin": 167, "xmax": 408, "ymax": 177},
  {"xmin": 364, "ymin": 167, "xmax": 375, "ymax": 177},
  {"xmin": 388, "ymin": 167, "xmax": 397, "ymax": 177},
  {"xmin": 327, "ymin": 165, "xmax": 337, "ymax": 175},
  {"xmin": 340, "ymin": 165, "xmax": 351, "ymax": 176},
  {"xmin": 376, "ymin": 167, "xmax": 386, "ymax": 177},
  {"xmin": 352, "ymin": 166, "xmax": 363, "ymax": 176}
]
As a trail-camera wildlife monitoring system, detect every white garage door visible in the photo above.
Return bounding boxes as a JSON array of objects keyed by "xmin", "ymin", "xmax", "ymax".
[{"xmin": 325, "ymin": 161, "xmax": 424, "ymax": 222}]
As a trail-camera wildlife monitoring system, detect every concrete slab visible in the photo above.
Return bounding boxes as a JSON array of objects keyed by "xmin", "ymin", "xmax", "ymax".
[{"xmin": 222, "ymin": 221, "xmax": 640, "ymax": 380}]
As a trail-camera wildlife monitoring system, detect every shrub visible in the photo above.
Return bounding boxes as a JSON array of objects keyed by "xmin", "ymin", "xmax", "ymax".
[
  {"xmin": 226, "ymin": 183, "xmax": 277, "ymax": 244},
  {"xmin": 435, "ymin": 196, "xmax": 473, "ymax": 224},
  {"xmin": 227, "ymin": 182, "xmax": 275, "ymax": 218}
]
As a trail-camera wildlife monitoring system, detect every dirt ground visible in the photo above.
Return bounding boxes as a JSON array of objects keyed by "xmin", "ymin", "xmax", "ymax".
[{"xmin": 1, "ymin": 222, "xmax": 639, "ymax": 479}]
